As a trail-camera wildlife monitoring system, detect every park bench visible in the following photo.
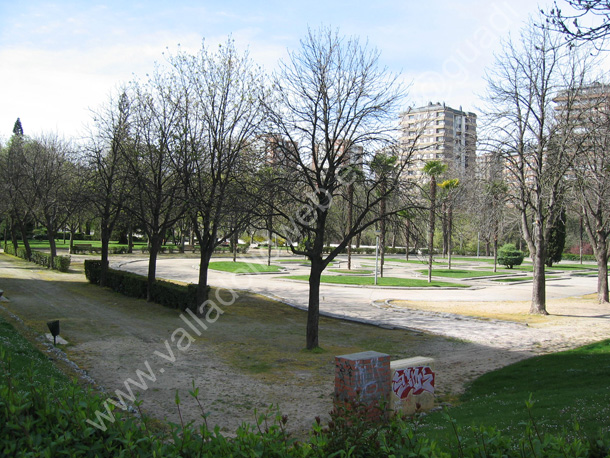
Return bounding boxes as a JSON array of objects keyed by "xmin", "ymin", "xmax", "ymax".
[
  {"xmin": 72, "ymin": 244, "xmax": 92, "ymax": 254},
  {"xmin": 72, "ymin": 244, "xmax": 101, "ymax": 254}
]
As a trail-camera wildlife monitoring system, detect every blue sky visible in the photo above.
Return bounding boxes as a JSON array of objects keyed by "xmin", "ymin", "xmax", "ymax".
[{"xmin": 0, "ymin": 1, "xmax": 558, "ymax": 141}]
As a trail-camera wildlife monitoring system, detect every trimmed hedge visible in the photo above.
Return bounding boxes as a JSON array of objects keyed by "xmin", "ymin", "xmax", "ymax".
[
  {"xmin": 562, "ymin": 253, "xmax": 596, "ymax": 262},
  {"xmin": 84, "ymin": 260, "xmax": 198, "ymax": 311},
  {"xmin": 4, "ymin": 244, "xmax": 71, "ymax": 272}
]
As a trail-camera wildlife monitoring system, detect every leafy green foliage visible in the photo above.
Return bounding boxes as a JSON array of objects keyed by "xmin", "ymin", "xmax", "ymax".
[
  {"xmin": 497, "ymin": 243, "xmax": 525, "ymax": 269},
  {"xmin": 84, "ymin": 260, "xmax": 198, "ymax": 311}
]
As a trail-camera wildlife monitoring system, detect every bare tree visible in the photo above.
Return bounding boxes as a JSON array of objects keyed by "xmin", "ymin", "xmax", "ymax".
[
  {"xmin": 572, "ymin": 83, "xmax": 610, "ymax": 303},
  {"xmin": 484, "ymin": 18, "xmax": 593, "ymax": 314},
  {"xmin": 86, "ymin": 90, "xmax": 133, "ymax": 286},
  {"xmin": 544, "ymin": 1, "xmax": 610, "ymax": 49},
  {"xmin": 21, "ymin": 134, "xmax": 84, "ymax": 268},
  {"xmin": 263, "ymin": 27, "xmax": 414, "ymax": 350},
  {"xmin": 168, "ymin": 39, "xmax": 267, "ymax": 307},
  {"xmin": 123, "ymin": 72, "xmax": 187, "ymax": 301}
]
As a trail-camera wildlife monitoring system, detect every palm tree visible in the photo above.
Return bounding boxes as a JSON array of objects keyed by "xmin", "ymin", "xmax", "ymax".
[
  {"xmin": 423, "ymin": 160, "xmax": 447, "ymax": 282},
  {"xmin": 439, "ymin": 178, "xmax": 459, "ymax": 269}
]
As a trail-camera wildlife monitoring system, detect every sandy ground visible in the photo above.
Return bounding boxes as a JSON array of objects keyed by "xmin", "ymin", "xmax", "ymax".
[{"xmin": 0, "ymin": 252, "xmax": 608, "ymax": 436}]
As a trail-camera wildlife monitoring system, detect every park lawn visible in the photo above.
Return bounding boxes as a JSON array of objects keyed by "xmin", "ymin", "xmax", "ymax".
[
  {"xmin": 420, "ymin": 339, "xmax": 610, "ymax": 445},
  {"xmin": 546, "ymin": 263, "xmax": 598, "ymax": 271},
  {"xmin": 328, "ymin": 269, "xmax": 373, "ymax": 274},
  {"xmin": 208, "ymin": 261, "xmax": 283, "ymax": 273},
  {"xmin": 365, "ymin": 257, "xmax": 438, "ymax": 265},
  {"xmin": 284, "ymin": 274, "xmax": 466, "ymax": 288},
  {"xmin": 448, "ymin": 256, "xmax": 495, "ymax": 263},
  {"xmin": 0, "ymin": 316, "xmax": 71, "ymax": 390},
  {"xmin": 416, "ymin": 268, "xmax": 511, "ymax": 278},
  {"xmin": 493, "ymin": 275, "xmax": 558, "ymax": 282}
]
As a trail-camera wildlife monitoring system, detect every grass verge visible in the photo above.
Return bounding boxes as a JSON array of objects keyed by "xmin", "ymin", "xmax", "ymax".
[
  {"xmin": 420, "ymin": 339, "xmax": 610, "ymax": 445},
  {"xmin": 327, "ymin": 269, "xmax": 373, "ymax": 274},
  {"xmin": 208, "ymin": 261, "xmax": 283, "ymax": 273},
  {"xmin": 417, "ymin": 268, "xmax": 512, "ymax": 278},
  {"xmin": 284, "ymin": 275, "xmax": 467, "ymax": 288}
]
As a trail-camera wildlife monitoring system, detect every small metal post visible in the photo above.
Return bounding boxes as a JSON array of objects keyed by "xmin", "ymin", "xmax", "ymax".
[{"xmin": 375, "ymin": 234, "xmax": 380, "ymax": 285}]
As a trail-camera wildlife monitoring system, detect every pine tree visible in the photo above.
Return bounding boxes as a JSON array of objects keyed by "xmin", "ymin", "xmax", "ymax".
[
  {"xmin": 546, "ymin": 209, "xmax": 566, "ymax": 267},
  {"xmin": 12, "ymin": 118, "xmax": 23, "ymax": 136}
]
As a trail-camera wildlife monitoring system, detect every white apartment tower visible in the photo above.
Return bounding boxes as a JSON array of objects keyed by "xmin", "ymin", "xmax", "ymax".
[{"xmin": 400, "ymin": 103, "xmax": 477, "ymax": 178}]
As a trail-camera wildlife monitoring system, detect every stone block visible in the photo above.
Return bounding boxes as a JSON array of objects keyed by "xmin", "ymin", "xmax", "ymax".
[
  {"xmin": 334, "ymin": 351, "xmax": 390, "ymax": 419},
  {"xmin": 390, "ymin": 357, "xmax": 435, "ymax": 416}
]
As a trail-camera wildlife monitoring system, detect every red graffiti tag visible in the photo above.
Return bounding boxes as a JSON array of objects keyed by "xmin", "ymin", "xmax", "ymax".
[{"xmin": 392, "ymin": 366, "xmax": 435, "ymax": 399}]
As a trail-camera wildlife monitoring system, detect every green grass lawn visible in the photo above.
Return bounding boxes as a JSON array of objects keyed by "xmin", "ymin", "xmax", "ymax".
[
  {"xmin": 284, "ymin": 274, "xmax": 466, "ymax": 288},
  {"xmin": 546, "ymin": 263, "xmax": 598, "ymax": 271},
  {"xmin": 0, "ymin": 317, "xmax": 70, "ymax": 390},
  {"xmin": 208, "ymin": 261, "xmax": 283, "ymax": 273},
  {"xmin": 365, "ymin": 257, "xmax": 437, "ymax": 265},
  {"xmin": 416, "ymin": 268, "xmax": 512, "ymax": 278},
  {"xmin": 420, "ymin": 339, "xmax": 610, "ymax": 445},
  {"xmin": 448, "ymin": 256, "xmax": 495, "ymax": 263},
  {"xmin": 328, "ymin": 268, "xmax": 373, "ymax": 274}
]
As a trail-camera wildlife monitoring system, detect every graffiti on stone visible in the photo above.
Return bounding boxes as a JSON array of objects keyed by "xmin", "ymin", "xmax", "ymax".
[{"xmin": 391, "ymin": 366, "xmax": 435, "ymax": 399}]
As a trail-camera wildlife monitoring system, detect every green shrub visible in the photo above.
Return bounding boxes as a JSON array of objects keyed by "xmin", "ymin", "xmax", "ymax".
[
  {"xmin": 4, "ymin": 244, "xmax": 70, "ymax": 272},
  {"xmin": 562, "ymin": 253, "xmax": 596, "ymax": 262},
  {"xmin": 497, "ymin": 243, "xmax": 524, "ymax": 269},
  {"xmin": 84, "ymin": 260, "xmax": 197, "ymax": 311},
  {"xmin": 84, "ymin": 259, "xmax": 102, "ymax": 284}
]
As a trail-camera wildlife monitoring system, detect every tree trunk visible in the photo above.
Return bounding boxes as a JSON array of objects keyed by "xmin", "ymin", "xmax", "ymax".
[
  {"xmin": 267, "ymin": 224, "xmax": 272, "ymax": 267},
  {"xmin": 48, "ymin": 230, "xmax": 57, "ymax": 270},
  {"xmin": 493, "ymin": 230, "xmax": 498, "ymax": 273},
  {"xmin": 530, "ymin": 244, "xmax": 548, "ymax": 314},
  {"xmin": 447, "ymin": 205, "xmax": 453, "ymax": 270},
  {"xmin": 127, "ymin": 222, "xmax": 133, "ymax": 254},
  {"xmin": 18, "ymin": 219, "xmax": 32, "ymax": 261},
  {"xmin": 579, "ymin": 212, "xmax": 584, "ymax": 265},
  {"xmin": 100, "ymin": 223, "xmax": 111, "ymax": 287},
  {"xmin": 405, "ymin": 219, "xmax": 410, "ymax": 261},
  {"xmin": 428, "ymin": 177, "xmax": 436, "ymax": 283},
  {"xmin": 197, "ymin": 249, "xmax": 212, "ymax": 310},
  {"xmin": 596, "ymin": 237, "xmax": 609, "ymax": 304},
  {"xmin": 10, "ymin": 220, "xmax": 19, "ymax": 253},
  {"xmin": 146, "ymin": 234, "xmax": 161, "ymax": 302},
  {"xmin": 69, "ymin": 228, "xmax": 76, "ymax": 254},
  {"xmin": 306, "ymin": 257, "xmax": 323, "ymax": 350},
  {"xmin": 441, "ymin": 202, "xmax": 448, "ymax": 257},
  {"xmin": 380, "ymin": 194, "xmax": 386, "ymax": 278},
  {"xmin": 347, "ymin": 184, "xmax": 353, "ymax": 270}
]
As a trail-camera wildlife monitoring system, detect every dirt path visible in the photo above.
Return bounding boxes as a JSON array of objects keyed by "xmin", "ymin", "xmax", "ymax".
[
  {"xmin": 1, "ymin": 252, "xmax": 607, "ymax": 436},
  {"xmin": 1, "ymin": 254, "xmax": 506, "ymax": 435}
]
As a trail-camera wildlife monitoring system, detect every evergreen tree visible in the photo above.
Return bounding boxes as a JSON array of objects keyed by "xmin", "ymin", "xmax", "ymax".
[
  {"xmin": 546, "ymin": 209, "xmax": 566, "ymax": 267},
  {"xmin": 12, "ymin": 118, "xmax": 23, "ymax": 136}
]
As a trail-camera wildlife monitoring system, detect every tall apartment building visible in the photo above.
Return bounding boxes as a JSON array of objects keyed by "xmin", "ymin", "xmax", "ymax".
[{"xmin": 400, "ymin": 103, "xmax": 477, "ymax": 178}]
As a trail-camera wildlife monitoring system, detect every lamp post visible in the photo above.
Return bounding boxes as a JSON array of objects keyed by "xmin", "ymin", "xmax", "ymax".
[{"xmin": 374, "ymin": 230, "xmax": 381, "ymax": 285}]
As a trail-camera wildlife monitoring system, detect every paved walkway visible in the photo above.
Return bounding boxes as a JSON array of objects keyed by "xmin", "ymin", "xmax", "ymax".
[{"xmin": 111, "ymin": 255, "xmax": 601, "ymax": 353}]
